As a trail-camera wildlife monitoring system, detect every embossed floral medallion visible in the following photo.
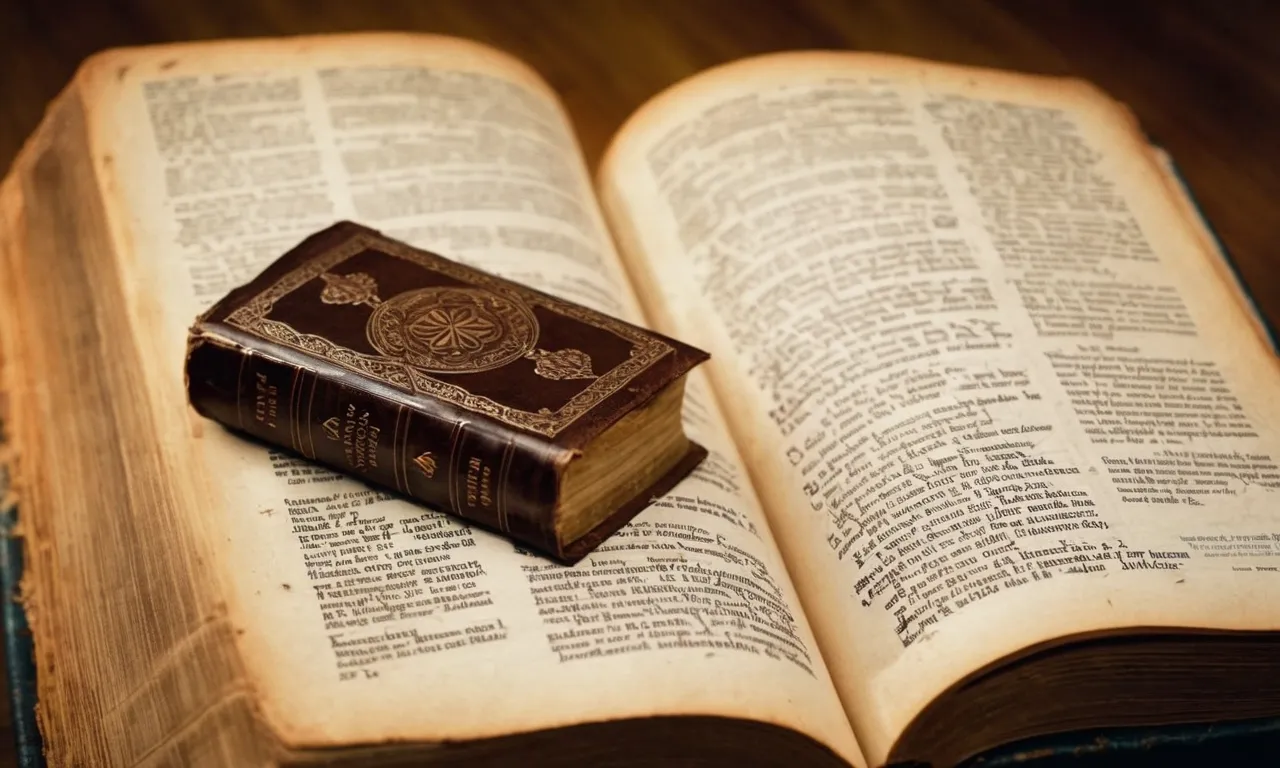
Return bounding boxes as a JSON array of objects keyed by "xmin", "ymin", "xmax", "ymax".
[
  {"xmin": 367, "ymin": 286, "xmax": 538, "ymax": 373},
  {"xmin": 316, "ymin": 271, "xmax": 599, "ymax": 380}
]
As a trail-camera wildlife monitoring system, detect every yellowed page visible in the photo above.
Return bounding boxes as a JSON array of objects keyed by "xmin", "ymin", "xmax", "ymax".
[
  {"xmin": 599, "ymin": 51, "xmax": 1280, "ymax": 765},
  {"xmin": 75, "ymin": 35, "xmax": 861, "ymax": 763}
]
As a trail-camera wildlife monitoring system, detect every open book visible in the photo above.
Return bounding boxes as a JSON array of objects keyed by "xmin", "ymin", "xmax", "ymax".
[{"xmin": 3, "ymin": 33, "xmax": 1279, "ymax": 768}]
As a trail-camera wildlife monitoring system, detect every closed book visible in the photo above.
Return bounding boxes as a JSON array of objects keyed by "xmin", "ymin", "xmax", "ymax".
[{"xmin": 185, "ymin": 221, "xmax": 708, "ymax": 562}]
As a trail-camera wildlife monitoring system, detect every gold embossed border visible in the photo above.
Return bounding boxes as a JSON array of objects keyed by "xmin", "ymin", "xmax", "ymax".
[{"xmin": 225, "ymin": 233, "xmax": 671, "ymax": 436}]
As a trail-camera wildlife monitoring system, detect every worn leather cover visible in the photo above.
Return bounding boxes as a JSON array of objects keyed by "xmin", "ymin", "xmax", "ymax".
[{"xmin": 185, "ymin": 221, "xmax": 708, "ymax": 562}]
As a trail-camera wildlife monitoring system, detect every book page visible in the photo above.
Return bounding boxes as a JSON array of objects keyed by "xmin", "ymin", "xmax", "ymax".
[
  {"xmin": 77, "ymin": 36, "xmax": 861, "ymax": 763},
  {"xmin": 599, "ymin": 52, "xmax": 1280, "ymax": 765}
]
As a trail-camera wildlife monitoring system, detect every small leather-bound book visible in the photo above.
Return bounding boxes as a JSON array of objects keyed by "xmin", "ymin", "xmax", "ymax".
[{"xmin": 185, "ymin": 221, "xmax": 708, "ymax": 562}]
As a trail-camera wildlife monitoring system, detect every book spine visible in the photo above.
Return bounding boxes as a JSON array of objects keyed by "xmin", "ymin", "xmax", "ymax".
[
  {"xmin": 0, "ymin": 506, "xmax": 45, "ymax": 768},
  {"xmin": 184, "ymin": 332, "xmax": 563, "ymax": 557}
]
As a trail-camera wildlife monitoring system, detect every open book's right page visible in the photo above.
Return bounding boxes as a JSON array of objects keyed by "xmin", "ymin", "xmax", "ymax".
[{"xmin": 599, "ymin": 52, "xmax": 1280, "ymax": 765}]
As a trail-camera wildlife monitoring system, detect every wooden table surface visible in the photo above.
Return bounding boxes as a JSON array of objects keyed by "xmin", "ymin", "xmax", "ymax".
[{"xmin": 0, "ymin": 1, "xmax": 1278, "ymax": 765}]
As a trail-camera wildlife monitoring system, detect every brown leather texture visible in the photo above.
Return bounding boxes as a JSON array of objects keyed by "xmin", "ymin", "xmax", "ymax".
[{"xmin": 185, "ymin": 221, "xmax": 709, "ymax": 561}]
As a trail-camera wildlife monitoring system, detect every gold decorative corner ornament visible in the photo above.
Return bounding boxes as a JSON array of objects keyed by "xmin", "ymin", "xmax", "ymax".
[
  {"xmin": 527, "ymin": 348, "xmax": 597, "ymax": 380},
  {"xmin": 320, "ymin": 272, "xmax": 382, "ymax": 307}
]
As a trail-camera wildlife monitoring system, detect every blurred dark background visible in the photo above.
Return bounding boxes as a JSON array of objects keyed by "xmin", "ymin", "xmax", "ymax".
[{"xmin": 1, "ymin": 1, "xmax": 1278, "ymax": 765}]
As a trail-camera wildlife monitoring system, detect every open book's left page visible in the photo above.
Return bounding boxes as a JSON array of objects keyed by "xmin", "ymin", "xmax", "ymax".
[{"xmin": 71, "ymin": 34, "xmax": 860, "ymax": 763}]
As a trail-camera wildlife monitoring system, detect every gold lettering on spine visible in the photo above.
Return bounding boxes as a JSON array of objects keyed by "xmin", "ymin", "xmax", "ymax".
[
  {"xmin": 360, "ymin": 412, "xmax": 380, "ymax": 469},
  {"xmin": 253, "ymin": 371, "xmax": 279, "ymax": 428},
  {"xmin": 338, "ymin": 404, "xmax": 381, "ymax": 470},
  {"xmin": 340, "ymin": 404, "xmax": 357, "ymax": 466},
  {"xmin": 497, "ymin": 437, "xmax": 515, "ymax": 533},
  {"xmin": 464, "ymin": 456, "xmax": 493, "ymax": 510}
]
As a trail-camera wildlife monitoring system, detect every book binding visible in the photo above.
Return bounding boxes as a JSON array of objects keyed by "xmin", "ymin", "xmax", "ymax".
[{"xmin": 185, "ymin": 222, "xmax": 708, "ymax": 561}]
